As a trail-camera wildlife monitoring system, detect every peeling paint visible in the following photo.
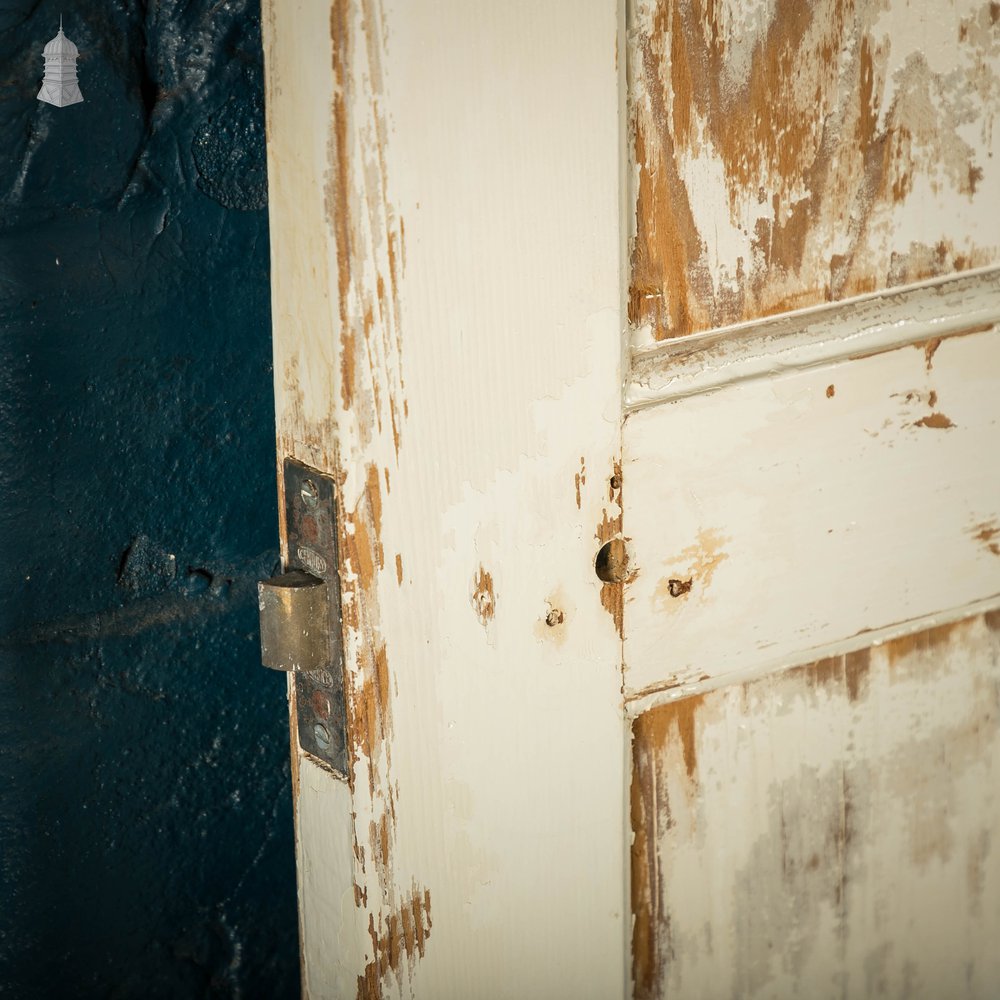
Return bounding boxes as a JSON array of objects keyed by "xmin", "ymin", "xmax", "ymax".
[
  {"xmin": 265, "ymin": 0, "xmax": 625, "ymax": 992},
  {"xmin": 356, "ymin": 886, "xmax": 432, "ymax": 1000},
  {"xmin": 274, "ymin": 0, "xmax": 421, "ymax": 990},
  {"xmin": 923, "ymin": 336, "xmax": 943, "ymax": 371},
  {"xmin": 625, "ymin": 323, "xmax": 1000, "ymax": 698},
  {"xmin": 786, "ymin": 647, "xmax": 872, "ymax": 704},
  {"xmin": 630, "ymin": 611, "xmax": 1000, "ymax": 998},
  {"xmin": 595, "ymin": 461, "xmax": 627, "ymax": 638},
  {"xmin": 654, "ymin": 526, "xmax": 729, "ymax": 610},
  {"xmin": 970, "ymin": 519, "xmax": 1000, "ymax": 557},
  {"xmin": 913, "ymin": 411, "xmax": 956, "ymax": 429},
  {"xmin": 324, "ymin": 0, "xmax": 406, "ymax": 456},
  {"xmin": 629, "ymin": 0, "xmax": 1000, "ymax": 342},
  {"xmin": 471, "ymin": 566, "xmax": 496, "ymax": 627}
]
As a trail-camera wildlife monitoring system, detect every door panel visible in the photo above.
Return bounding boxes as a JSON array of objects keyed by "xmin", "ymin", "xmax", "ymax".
[
  {"xmin": 631, "ymin": 611, "xmax": 1000, "ymax": 999},
  {"xmin": 628, "ymin": 0, "xmax": 1000, "ymax": 347},
  {"xmin": 623, "ymin": 318, "xmax": 1000, "ymax": 700},
  {"xmin": 625, "ymin": 3, "xmax": 1000, "ymax": 997}
]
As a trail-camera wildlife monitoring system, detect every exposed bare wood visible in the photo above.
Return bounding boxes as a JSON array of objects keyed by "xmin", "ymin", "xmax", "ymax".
[
  {"xmin": 263, "ymin": 1, "xmax": 627, "ymax": 995},
  {"xmin": 624, "ymin": 324, "xmax": 1000, "ymax": 699},
  {"xmin": 263, "ymin": 3, "xmax": 1000, "ymax": 998},
  {"xmin": 627, "ymin": 268, "xmax": 1000, "ymax": 409},
  {"xmin": 631, "ymin": 610, "xmax": 1000, "ymax": 999},
  {"xmin": 628, "ymin": 0, "xmax": 1000, "ymax": 347}
]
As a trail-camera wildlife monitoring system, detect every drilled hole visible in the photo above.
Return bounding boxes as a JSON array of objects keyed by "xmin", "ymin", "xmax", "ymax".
[{"xmin": 595, "ymin": 539, "xmax": 628, "ymax": 583}]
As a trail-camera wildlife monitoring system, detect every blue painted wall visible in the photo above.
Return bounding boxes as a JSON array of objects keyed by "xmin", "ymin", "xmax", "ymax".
[{"xmin": 0, "ymin": 3, "xmax": 299, "ymax": 996}]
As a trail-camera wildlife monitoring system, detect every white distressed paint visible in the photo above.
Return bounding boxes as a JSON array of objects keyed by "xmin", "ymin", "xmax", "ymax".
[
  {"xmin": 627, "ymin": 592, "xmax": 1000, "ymax": 719},
  {"xmin": 297, "ymin": 757, "xmax": 367, "ymax": 998},
  {"xmin": 631, "ymin": 611, "xmax": 1000, "ymax": 999},
  {"xmin": 263, "ymin": 1, "xmax": 627, "ymax": 996},
  {"xmin": 627, "ymin": 268, "xmax": 1000, "ymax": 408},
  {"xmin": 628, "ymin": 0, "xmax": 1000, "ymax": 346},
  {"xmin": 261, "ymin": 2, "xmax": 1000, "ymax": 998},
  {"xmin": 624, "ymin": 323, "xmax": 1000, "ymax": 700}
]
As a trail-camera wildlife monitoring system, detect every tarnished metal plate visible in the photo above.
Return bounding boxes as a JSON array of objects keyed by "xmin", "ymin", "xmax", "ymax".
[{"xmin": 282, "ymin": 457, "xmax": 348, "ymax": 776}]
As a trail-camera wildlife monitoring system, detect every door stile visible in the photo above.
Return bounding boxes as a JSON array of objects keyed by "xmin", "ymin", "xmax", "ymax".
[{"xmin": 263, "ymin": 2, "xmax": 629, "ymax": 996}]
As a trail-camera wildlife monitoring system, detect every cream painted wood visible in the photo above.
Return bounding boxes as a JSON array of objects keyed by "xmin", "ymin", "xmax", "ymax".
[
  {"xmin": 262, "ymin": 1, "xmax": 627, "ymax": 997},
  {"xmin": 628, "ymin": 268, "xmax": 1000, "ymax": 410},
  {"xmin": 622, "ymin": 1, "xmax": 1000, "ymax": 995},
  {"xmin": 623, "ymin": 324, "xmax": 1000, "ymax": 702},
  {"xmin": 296, "ymin": 761, "xmax": 366, "ymax": 998},
  {"xmin": 262, "ymin": 1, "xmax": 1000, "ymax": 998},
  {"xmin": 631, "ymin": 611, "xmax": 1000, "ymax": 1000},
  {"xmin": 627, "ymin": 0, "xmax": 1000, "ymax": 346}
]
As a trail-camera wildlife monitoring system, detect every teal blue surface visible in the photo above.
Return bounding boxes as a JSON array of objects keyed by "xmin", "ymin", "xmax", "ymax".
[{"xmin": 0, "ymin": 3, "xmax": 298, "ymax": 996}]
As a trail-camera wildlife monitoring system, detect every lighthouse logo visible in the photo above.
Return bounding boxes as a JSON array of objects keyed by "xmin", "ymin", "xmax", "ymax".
[{"xmin": 37, "ymin": 17, "xmax": 84, "ymax": 108}]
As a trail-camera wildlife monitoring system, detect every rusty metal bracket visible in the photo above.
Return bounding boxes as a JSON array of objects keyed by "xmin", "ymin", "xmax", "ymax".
[{"xmin": 261, "ymin": 457, "xmax": 348, "ymax": 776}]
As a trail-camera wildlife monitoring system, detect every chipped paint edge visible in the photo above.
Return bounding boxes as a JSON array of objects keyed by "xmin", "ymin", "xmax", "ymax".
[
  {"xmin": 626, "ymin": 267, "xmax": 1000, "ymax": 410},
  {"xmin": 626, "ymin": 591, "xmax": 1000, "ymax": 718},
  {"xmin": 628, "ymin": 607, "xmax": 1000, "ymax": 998}
]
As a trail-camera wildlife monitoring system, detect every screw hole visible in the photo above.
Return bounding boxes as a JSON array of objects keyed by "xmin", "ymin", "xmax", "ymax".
[
  {"xmin": 610, "ymin": 474, "xmax": 621, "ymax": 490},
  {"xmin": 667, "ymin": 578, "xmax": 692, "ymax": 598},
  {"xmin": 595, "ymin": 539, "xmax": 628, "ymax": 583},
  {"xmin": 545, "ymin": 609, "xmax": 564, "ymax": 627}
]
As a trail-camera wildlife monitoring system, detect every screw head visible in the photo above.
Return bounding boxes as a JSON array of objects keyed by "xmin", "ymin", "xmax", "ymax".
[
  {"xmin": 313, "ymin": 722, "xmax": 331, "ymax": 750},
  {"xmin": 300, "ymin": 479, "xmax": 319, "ymax": 509}
]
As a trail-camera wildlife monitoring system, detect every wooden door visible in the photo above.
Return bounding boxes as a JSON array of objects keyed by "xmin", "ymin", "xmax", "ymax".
[
  {"xmin": 261, "ymin": 1, "xmax": 1000, "ymax": 997},
  {"xmin": 625, "ymin": 3, "xmax": 1000, "ymax": 995}
]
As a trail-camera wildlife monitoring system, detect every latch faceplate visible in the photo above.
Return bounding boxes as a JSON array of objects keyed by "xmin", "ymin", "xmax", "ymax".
[{"xmin": 259, "ymin": 457, "xmax": 348, "ymax": 776}]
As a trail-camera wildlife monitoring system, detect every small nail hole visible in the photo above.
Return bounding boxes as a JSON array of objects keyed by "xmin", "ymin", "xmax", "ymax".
[
  {"xmin": 667, "ymin": 578, "xmax": 692, "ymax": 598},
  {"xmin": 610, "ymin": 474, "xmax": 621, "ymax": 490},
  {"xmin": 545, "ymin": 609, "xmax": 564, "ymax": 627}
]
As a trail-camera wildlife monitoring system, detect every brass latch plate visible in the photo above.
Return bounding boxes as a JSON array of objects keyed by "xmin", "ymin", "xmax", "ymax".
[{"xmin": 276, "ymin": 457, "xmax": 348, "ymax": 776}]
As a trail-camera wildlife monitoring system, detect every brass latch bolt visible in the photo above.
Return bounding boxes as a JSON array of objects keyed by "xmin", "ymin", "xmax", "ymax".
[{"xmin": 258, "ymin": 569, "xmax": 332, "ymax": 673}]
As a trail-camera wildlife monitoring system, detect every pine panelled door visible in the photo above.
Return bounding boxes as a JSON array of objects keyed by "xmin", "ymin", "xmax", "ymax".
[{"xmin": 260, "ymin": 1, "xmax": 1000, "ymax": 997}]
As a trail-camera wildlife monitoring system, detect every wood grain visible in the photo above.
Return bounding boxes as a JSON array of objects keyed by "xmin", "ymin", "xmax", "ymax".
[
  {"xmin": 631, "ymin": 609, "xmax": 1000, "ymax": 999},
  {"xmin": 629, "ymin": 0, "xmax": 1000, "ymax": 345},
  {"xmin": 624, "ymin": 323, "xmax": 1000, "ymax": 699},
  {"xmin": 628, "ymin": 269, "xmax": 1000, "ymax": 408},
  {"xmin": 263, "ymin": 1, "xmax": 627, "ymax": 996}
]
